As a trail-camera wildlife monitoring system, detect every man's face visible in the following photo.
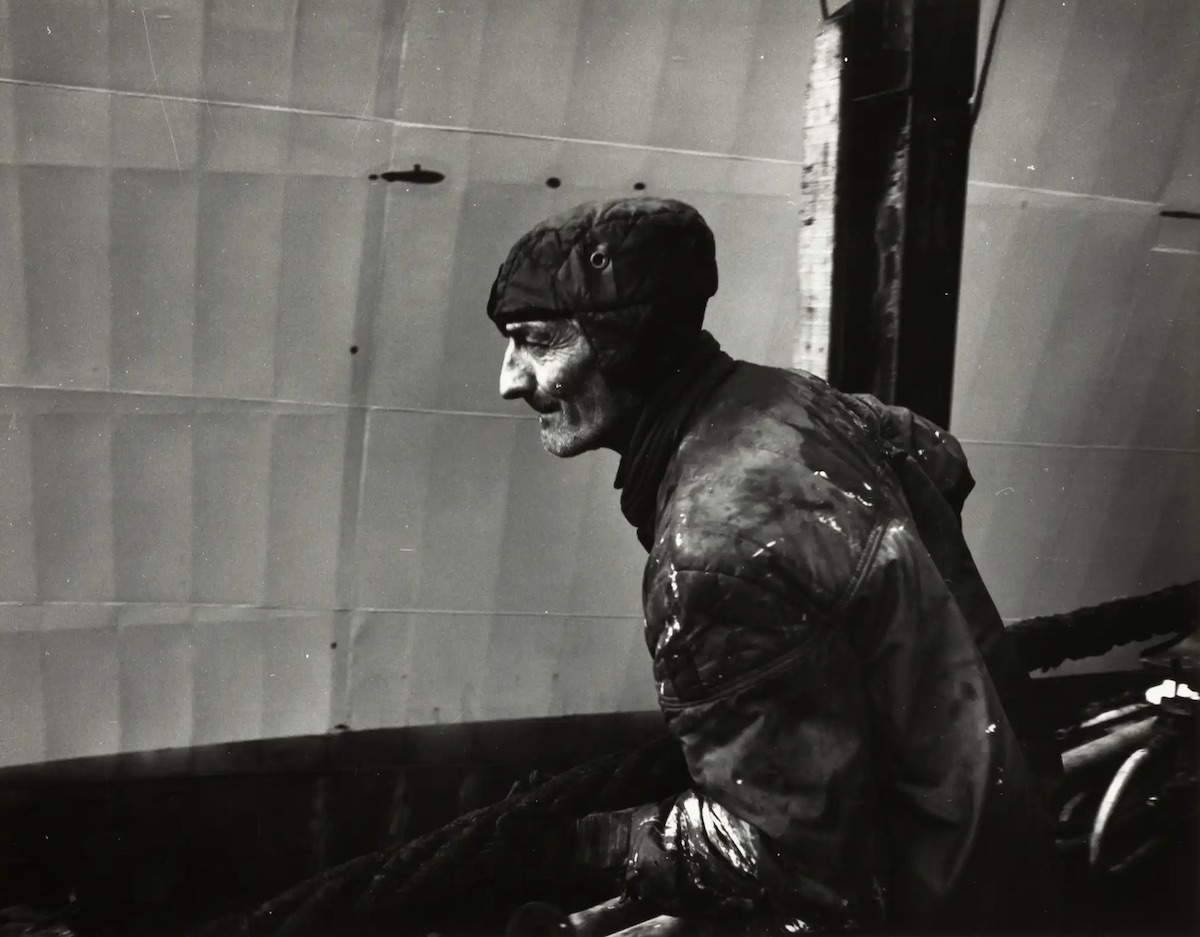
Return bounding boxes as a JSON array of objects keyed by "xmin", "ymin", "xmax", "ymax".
[{"xmin": 498, "ymin": 319, "xmax": 632, "ymax": 457}]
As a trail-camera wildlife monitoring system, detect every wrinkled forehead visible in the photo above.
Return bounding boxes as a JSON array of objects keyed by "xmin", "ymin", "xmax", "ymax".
[
  {"xmin": 500, "ymin": 317, "xmax": 579, "ymax": 340},
  {"xmin": 492, "ymin": 305, "xmax": 569, "ymax": 332}
]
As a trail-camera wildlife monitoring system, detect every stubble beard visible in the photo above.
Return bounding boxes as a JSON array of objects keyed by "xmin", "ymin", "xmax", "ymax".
[{"xmin": 539, "ymin": 409, "xmax": 594, "ymax": 458}]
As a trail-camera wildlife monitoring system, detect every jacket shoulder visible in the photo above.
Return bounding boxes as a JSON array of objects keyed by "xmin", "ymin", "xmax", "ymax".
[{"xmin": 647, "ymin": 363, "xmax": 899, "ymax": 615}]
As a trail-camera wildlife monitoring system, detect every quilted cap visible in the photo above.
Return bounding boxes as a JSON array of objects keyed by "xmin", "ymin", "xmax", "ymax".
[{"xmin": 487, "ymin": 197, "xmax": 718, "ymax": 329}]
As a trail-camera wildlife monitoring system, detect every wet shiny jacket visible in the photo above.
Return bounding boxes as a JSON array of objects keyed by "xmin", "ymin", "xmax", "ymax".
[{"xmin": 621, "ymin": 357, "xmax": 1063, "ymax": 934}]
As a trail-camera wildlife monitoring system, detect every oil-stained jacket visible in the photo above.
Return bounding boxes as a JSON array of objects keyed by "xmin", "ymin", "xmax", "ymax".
[{"xmin": 615, "ymin": 334, "xmax": 1063, "ymax": 934}]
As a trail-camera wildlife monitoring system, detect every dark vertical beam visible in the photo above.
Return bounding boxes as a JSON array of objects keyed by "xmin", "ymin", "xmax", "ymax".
[{"xmin": 824, "ymin": 0, "xmax": 979, "ymax": 430}]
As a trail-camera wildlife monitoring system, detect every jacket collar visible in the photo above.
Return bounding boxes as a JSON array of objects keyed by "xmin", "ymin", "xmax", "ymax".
[{"xmin": 613, "ymin": 331, "xmax": 736, "ymax": 549}]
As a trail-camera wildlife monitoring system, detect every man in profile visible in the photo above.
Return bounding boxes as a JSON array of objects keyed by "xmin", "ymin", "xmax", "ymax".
[{"xmin": 489, "ymin": 196, "xmax": 1062, "ymax": 933}]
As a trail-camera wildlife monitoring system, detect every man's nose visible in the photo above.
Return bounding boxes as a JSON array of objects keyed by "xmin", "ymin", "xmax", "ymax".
[{"xmin": 499, "ymin": 342, "xmax": 533, "ymax": 400}]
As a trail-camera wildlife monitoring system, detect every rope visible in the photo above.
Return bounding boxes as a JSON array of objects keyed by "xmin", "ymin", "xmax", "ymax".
[
  {"xmin": 189, "ymin": 739, "xmax": 689, "ymax": 936},
  {"xmin": 1009, "ymin": 580, "xmax": 1197, "ymax": 673},
  {"xmin": 197, "ymin": 580, "xmax": 1197, "ymax": 935}
]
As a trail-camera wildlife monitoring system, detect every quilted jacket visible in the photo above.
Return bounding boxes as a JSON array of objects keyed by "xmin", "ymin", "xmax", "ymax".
[{"xmin": 616, "ymin": 336, "xmax": 1063, "ymax": 934}]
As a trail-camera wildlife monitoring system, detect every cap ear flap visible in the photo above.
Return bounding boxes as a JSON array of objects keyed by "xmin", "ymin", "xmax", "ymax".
[
  {"xmin": 486, "ymin": 264, "xmax": 506, "ymax": 331},
  {"xmin": 677, "ymin": 228, "xmax": 718, "ymax": 302},
  {"xmin": 575, "ymin": 306, "xmax": 651, "ymax": 386}
]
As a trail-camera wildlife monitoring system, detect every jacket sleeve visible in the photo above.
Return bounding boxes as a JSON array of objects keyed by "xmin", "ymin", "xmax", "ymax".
[{"xmin": 625, "ymin": 566, "xmax": 885, "ymax": 930}]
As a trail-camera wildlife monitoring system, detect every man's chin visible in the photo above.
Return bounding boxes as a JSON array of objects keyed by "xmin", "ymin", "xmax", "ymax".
[{"xmin": 539, "ymin": 424, "xmax": 594, "ymax": 458}]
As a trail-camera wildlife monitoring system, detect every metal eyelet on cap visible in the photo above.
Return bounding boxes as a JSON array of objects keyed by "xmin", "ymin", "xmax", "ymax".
[{"xmin": 589, "ymin": 247, "xmax": 610, "ymax": 270}]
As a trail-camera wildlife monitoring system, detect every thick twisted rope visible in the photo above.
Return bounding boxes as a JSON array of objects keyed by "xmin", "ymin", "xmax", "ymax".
[
  {"xmin": 190, "ymin": 739, "xmax": 688, "ymax": 936},
  {"xmin": 199, "ymin": 580, "xmax": 1197, "ymax": 936},
  {"xmin": 1009, "ymin": 580, "xmax": 1197, "ymax": 673}
]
